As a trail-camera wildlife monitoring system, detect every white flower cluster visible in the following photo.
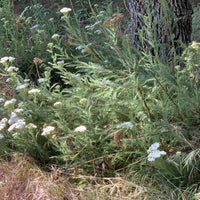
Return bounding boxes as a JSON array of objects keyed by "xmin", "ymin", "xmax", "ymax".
[
  {"xmin": 14, "ymin": 108, "xmax": 24, "ymax": 113},
  {"xmin": 7, "ymin": 109, "xmax": 26, "ymax": 132},
  {"xmin": 7, "ymin": 66, "xmax": 19, "ymax": 72},
  {"xmin": 1, "ymin": 104, "xmax": 37, "ymax": 136},
  {"xmin": 8, "ymin": 119, "xmax": 26, "ymax": 132},
  {"xmin": 31, "ymin": 24, "xmax": 39, "ymax": 29},
  {"xmin": 79, "ymin": 98, "xmax": 87, "ymax": 104},
  {"xmin": 60, "ymin": 7, "xmax": 72, "ymax": 14},
  {"xmin": 24, "ymin": 79, "xmax": 30, "ymax": 82},
  {"xmin": 116, "ymin": 122, "xmax": 134, "ymax": 129},
  {"xmin": 74, "ymin": 125, "xmax": 87, "ymax": 133},
  {"xmin": 4, "ymin": 98, "xmax": 17, "ymax": 108},
  {"xmin": 52, "ymin": 34, "xmax": 60, "ymax": 39},
  {"xmin": 8, "ymin": 112, "xmax": 21, "ymax": 125},
  {"xmin": 94, "ymin": 29, "xmax": 101, "ymax": 34},
  {"xmin": 75, "ymin": 45, "xmax": 85, "ymax": 53},
  {"xmin": 0, "ymin": 118, "xmax": 8, "ymax": 131},
  {"xmin": 53, "ymin": 101, "xmax": 62, "ymax": 107},
  {"xmin": 42, "ymin": 126, "xmax": 55, "ymax": 136},
  {"xmin": 147, "ymin": 143, "xmax": 166, "ymax": 162},
  {"xmin": 18, "ymin": 102, "xmax": 24, "ymax": 107},
  {"xmin": 38, "ymin": 78, "xmax": 46, "ymax": 83},
  {"xmin": 57, "ymin": 60, "xmax": 64, "ymax": 64},
  {"xmin": 137, "ymin": 111, "xmax": 147, "ymax": 121},
  {"xmin": 28, "ymin": 89, "xmax": 41, "ymax": 94},
  {"xmin": 16, "ymin": 83, "xmax": 29, "ymax": 90},
  {"xmin": 0, "ymin": 98, "xmax": 5, "ymax": 103},
  {"xmin": 85, "ymin": 21, "xmax": 101, "ymax": 31},
  {"xmin": 75, "ymin": 43, "xmax": 92, "ymax": 53},
  {"xmin": 26, "ymin": 123, "xmax": 37, "ymax": 129},
  {"xmin": 0, "ymin": 56, "xmax": 15, "ymax": 63}
]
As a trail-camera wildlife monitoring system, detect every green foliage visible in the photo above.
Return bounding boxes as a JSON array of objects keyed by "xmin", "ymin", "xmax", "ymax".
[
  {"xmin": 192, "ymin": 3, "xmax": 200, "ymax": 42},
  {"xmin": 0, "ymin": 0, "xmax": 200, "ymax": 198}
]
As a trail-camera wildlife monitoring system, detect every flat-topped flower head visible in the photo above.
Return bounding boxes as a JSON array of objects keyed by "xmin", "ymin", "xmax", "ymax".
[
  {"xmin": 42, "ymin": 126, "xmax": 55, "ymax": 136},
  {"xmin": 38, "ymin": 78, "xmax": 46, "ymax": 83},
  {"xmin": 8, "ymin": 119, "xmax": 26, "ymax": 132},
  {"xmin": 53, "ymin": 101, "xmax": 62, "ymax": 107},
  {"xmin": 28, "ymin": 89, "xmax": 41, "ymax": 94},
  {"xmin": 18, "ymin": 102, "xmax": 24, "ymax": 107},
  {"xmin": 4, "ymin": 98, "xmax": 17, "ymax": 108},
  {"xmin": 116, "ymin": 122, "xmax": 133, "ymax": 129},
  {"xmin": 147, "ymin": 142, "xmax": 166, "ymax": 162},
  {"xmin": 8, "ymin": 57, "xmax": 15, "ymax": 62},
  {"xmin": 0, "ymin": 57, "xmax": 8, "ymax": 63},
  {"xmin": 79, "ymin": 98, "xmax": 87, "ymax": 104},
  {"xmin": 52, "ymin": 34, "xmax": 60, "ymax": 39},
  {"xmin": 24, "ymin": 79, "xmax": 30, "ymax": 82},
  {"xmin": 74, "ymin": 125, "xmax": 87, "ymax": 133},
  {"xmin": 8, "ymin": 112, "xmax": 20, "ymax": 125},
  {"xmin": 137, "ymin": 111, "xmax": 147, "ymax": 121},
  {"xmin": 31, "ymin": 24, "xmax": 39, "ymax": 29},
  {"xmin": 7, "ymin": 66, "xmax": 19, "ymax": 72},
  {"xmin": 147, "ymin": 150, "xmax": 166, "ymax": 162},
  {"xmin": 147, "ymin": 142, "xmax": 160, "ymax": 153},
  {"xmin": 0, "ymin": 56, "xmax": 15, "ymax": 63},
  {"xmin": 0, "ymin": 118, "xmax": 8, "ymax": 131},
  {"xmin": 26, "ymin": 123, "xmax": 37, "ymax": 129},
  {"xmin": 14, "ymin": 108, "xmax": 24, "ymax": 113},
  {"xmin": 60, "ymin": 7, "xmax": 72, "ymax": 14},
  {"xmin": 12, "ymin": 132, "xmax": 20, "ymax": 138},
  {"xmin": 57, "ymin": 60, "xmax": 64, "ymax": 64},
  {"xmin": 16, "ymin": 83, "xmax": 29, "ymax": 90},
  {"xmin": 0, "ymin": 98, "xmax": 5, "ymax": 103}
]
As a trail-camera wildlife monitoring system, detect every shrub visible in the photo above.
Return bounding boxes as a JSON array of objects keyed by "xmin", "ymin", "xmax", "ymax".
[{"xmin": 0, "ymin": 1, "xmax": 200, "ymax": 197}]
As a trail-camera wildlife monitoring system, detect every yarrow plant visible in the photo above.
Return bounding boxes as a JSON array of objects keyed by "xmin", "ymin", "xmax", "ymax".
[
  {"xmin": 38, "ymin": 78, "xmax": 47, "ymax": 83},
  {"xmin": 4, "ymin": 98, "xmax": 17, "ymax": 108},
  {"xmin": 6, "ymin": 66, "xmax": 19, "ymax": 72},
  {"xmin": 28, "ymin": 89, "xmax": 41, "ymax": 94},
  {"xmin": 52, "ymin": 34, "xmax": 60, "ymax": 39},
  {"xmin": 53, "ymin": 101, "xmax": 62, "ymax": 107},
  {"xmin": 116, "ymin": 122, "xmax": 134, "ymax": 129},
  {"xmin": 79, "ymin": 98, "xmax": 87, "ymax": 104},
  {"xmin": 137, "ymin": 111, "xmax": 147, "ymax": 121},
  {"xmin": 8, "ymin": 112, "xmax": 21, "ymax": 125},
  {"xmin": 8, "ymin": 119, "xmax": 26, "ymax": 132},
  {"xmin": 0, "ymin": 118, "xmax": 8, "ymax": 131},
  {"xmin": 60, "ymin": 7, "xmax": 72, "ymax": 14},
  {"xmin": 0, "ymin": 98, "xmax": 5, "ymax": 103},
  {"xmin": 16, "ymin": 83, "xmax": 29, "ymax": 90},
  {"xmin": 74, "ymin": 125, "xmax": 87, "ymax": 133},
  {"xmin": 0, "ymin": 56, "xmax": 15, "ymax": 63},
  {"xmin": 56, "ymin": 60, "xmax": 64, "ymax": 65},
  {"xmin": 42, "ymin": 126, "xmax": 55, "ymax": 136},
  {"xmin": 147, "ymin": 143, "xmax": 167, "ymax": 162},
  {"xmin": 26, "ymin": 123, "xmax": 37, "ymax": 129},
  {"xmin": 0, "ymin": 2, "xmax": 199, "ymax": 197}
]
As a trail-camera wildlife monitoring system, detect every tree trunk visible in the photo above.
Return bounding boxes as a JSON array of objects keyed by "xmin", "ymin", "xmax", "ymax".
[{"xmin": 126, "ymin": 0, "xmax": 193, "ymax": 55}]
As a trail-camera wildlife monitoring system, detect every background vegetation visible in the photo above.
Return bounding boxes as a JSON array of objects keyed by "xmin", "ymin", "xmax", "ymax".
[{"xmin": 0, "ymin": 0, "xmax": 200, "ymax": 199}]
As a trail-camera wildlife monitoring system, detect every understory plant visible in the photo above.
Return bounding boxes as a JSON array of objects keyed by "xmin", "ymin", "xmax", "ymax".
[{"xmin": 0, "ymin": 0, "xmax": 200, "ymax": 198}]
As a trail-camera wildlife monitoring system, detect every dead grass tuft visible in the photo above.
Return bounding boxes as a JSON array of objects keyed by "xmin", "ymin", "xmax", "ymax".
[
  {"xmin": 0, "ymin": 153, "xmax": 148, "ymax": 200},
  {"xmin": 67, "ymin": 175, "xmax": 147, "ymax": 200},
  {"xmin": 0, "ymin": 154, "xmax": 73, "ymax": 200}
]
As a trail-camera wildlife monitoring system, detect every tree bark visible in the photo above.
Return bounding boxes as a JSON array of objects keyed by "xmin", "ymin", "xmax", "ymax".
[{"xmin": 126, "ymin": 0, "xmax": 193, "ymax": 55}]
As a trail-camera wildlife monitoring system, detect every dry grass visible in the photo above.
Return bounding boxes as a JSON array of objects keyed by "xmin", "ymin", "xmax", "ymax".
[
  {"xmin": 0, "ymin": 153, "xmax": 149, "ymax": 200},
  {"xmin": 69, "ymin": 175, "xmax": 147, "ymax": 200},
  {"xmin": 0, "ymin": 154, "xmax": 73, "ymax": 200}
]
